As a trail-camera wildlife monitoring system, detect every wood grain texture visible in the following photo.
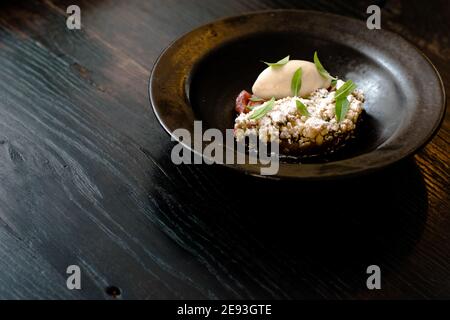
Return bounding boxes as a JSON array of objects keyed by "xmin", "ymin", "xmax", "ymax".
[{"xmin": 0, "ymin": 0, "xmax": 448, "ymax": 299}]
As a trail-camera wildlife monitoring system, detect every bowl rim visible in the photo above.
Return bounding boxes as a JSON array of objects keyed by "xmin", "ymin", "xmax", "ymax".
[{"xmin": 148, "ymin": 9, "xmax": 446, "ymax": 180}]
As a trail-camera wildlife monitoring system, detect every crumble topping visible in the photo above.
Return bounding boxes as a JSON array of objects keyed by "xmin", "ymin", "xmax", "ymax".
[{"xmin": 234, "ymin": 81, "xmax": 365, "ymax": 153}]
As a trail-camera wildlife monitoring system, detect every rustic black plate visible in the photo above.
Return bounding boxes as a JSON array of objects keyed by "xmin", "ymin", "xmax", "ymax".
[{"xmin": 149, "ymin": 10, "xmax": 445, "ymax": 179}]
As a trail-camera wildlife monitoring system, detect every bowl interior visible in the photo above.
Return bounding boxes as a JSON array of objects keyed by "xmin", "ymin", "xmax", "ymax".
[{"xmin": 188, "ymin": 32, "xmax": 404, "ymax": 163}]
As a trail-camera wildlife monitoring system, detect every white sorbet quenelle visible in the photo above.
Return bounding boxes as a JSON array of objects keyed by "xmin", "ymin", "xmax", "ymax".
[{"xmin": 252, "ymin": 60, "xmax": 331, "ymax": 99}]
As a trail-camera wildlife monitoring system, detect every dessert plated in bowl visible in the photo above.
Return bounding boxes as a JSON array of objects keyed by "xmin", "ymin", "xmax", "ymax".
[
  {"xmin": 233, "ymin": 53, "xmax": 366, "ymax": 157},
  {"xmin": 149, "ymin": 10, "xmax": 445, "ymax": 179}
]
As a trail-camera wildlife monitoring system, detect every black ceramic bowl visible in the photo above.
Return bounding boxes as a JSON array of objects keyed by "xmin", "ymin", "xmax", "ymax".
[{"xmin": 149, "ymin": 10, "xmax": 445, "ymax": 179}]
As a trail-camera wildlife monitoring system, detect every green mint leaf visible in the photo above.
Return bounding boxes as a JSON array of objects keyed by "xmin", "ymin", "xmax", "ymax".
[
  {"xmin": 263, "ymin": 55, "xmax": 290, "ymax": 67},
  {"xmin": 334, "ymin": 80, "xmax": 357, "ymax": 101},
  {"xmin": 335, "ymin": 97, "xmax": 350, "ymax": 122},
  {"xmin": 334, "ymin": 80, "xmax": 356, "ymax": 122},
  {"xmin": 291, "ymin": 67, "xmax": 302, "ymax": 97},
  {"xmin": 314, "ymin": 51, "xmax": 337, "ymax": 80},
  {"xmin": 249, "ymin": 96, "xmax": 265, "ymax": 102},
  {"xmin": 295, "ymin": 99, "xmax": 310, "ymax": 117},
  {"xmin": 249, "ymin": 97, "xmax": 275, "ymax": 120}
]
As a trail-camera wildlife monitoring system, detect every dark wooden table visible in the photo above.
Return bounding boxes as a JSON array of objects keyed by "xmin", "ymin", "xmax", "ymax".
[{"xmin": 0, "ymin": 0, "xmax": 448, "ymax": 299}]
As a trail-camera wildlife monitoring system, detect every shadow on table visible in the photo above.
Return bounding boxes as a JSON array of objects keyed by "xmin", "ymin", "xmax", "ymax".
[
  {"xmin": 236, "ymin": 159, "xmax": 428, "ymax": 294},
  {"xmin": 149, "ymin": 156, "xmax": 428, "ymax": 298},
  {"xmin": 225, "ymin": 157, "xmax": 428, "ymax": 259}
]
